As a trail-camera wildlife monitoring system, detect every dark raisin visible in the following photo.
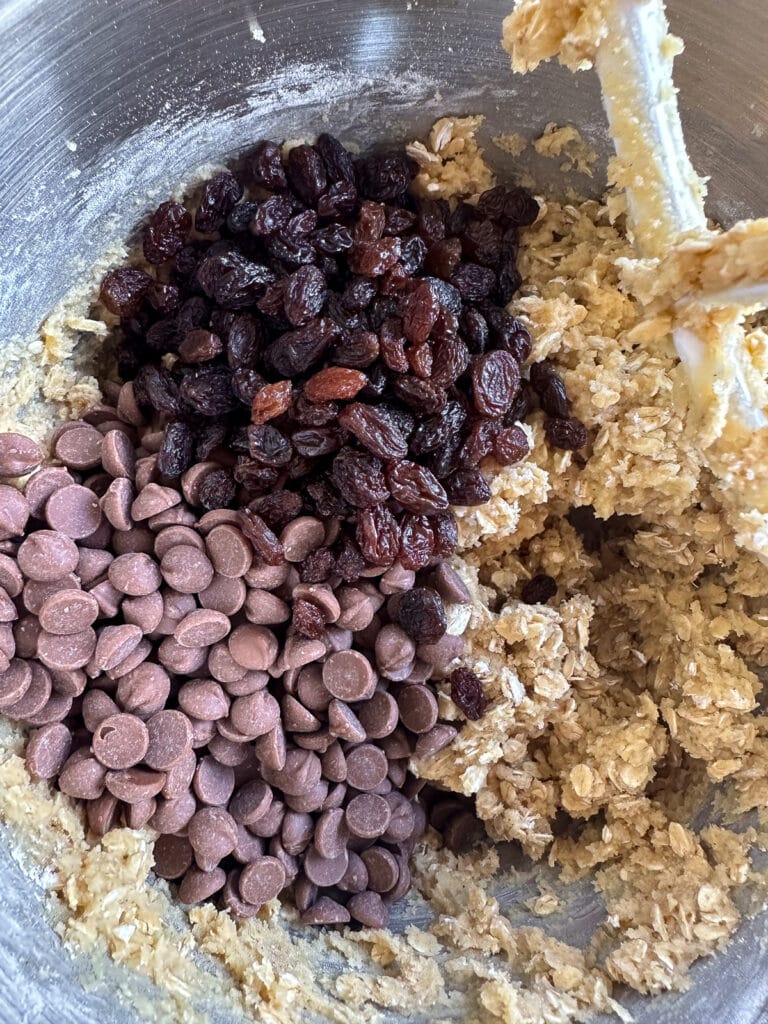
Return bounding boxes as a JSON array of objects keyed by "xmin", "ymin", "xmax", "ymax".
[
  {"xmin": 392, "ymin": 377, "xmax": 446, "ymax": 415},
  {"xmin": 529, "ymin": 361, "xmax": 570, "ymax": 418},
  {"xmin": 462, "ymin": 219, "xmax": 503, "ymax": 267},
  {"xmin": 234, "ymin": 460, "xmax": 281, "ymax": 495},
  {"xmin": 293, "ymin": 393, "xmax": 339, "ymax": 427},
  {"xmin": 354, "ymin": 202, "xmax": 387, "ymax": 242},
  {"xmin": 356, "ymin": 506, "xmax": 400, "ymax": 566},
  {"xmin": 135, "ymin": 365, "xmax": 183, "ymax": 416},
  {"xmin": 445, "ymin": 201, "xmax": 474, "ymax": 236},
  {"xmin": 476, "ymin": 185, "xmax": 509, "ymax": 221},
  {"xmin": 342, "ymin": 278, "xmax": 377, "ymax": 310},
  {"xmin": 493, "ymin": 425, "xmax": 529, "ymax": 465},
  {"xmin": 431, "ymin": 334, "xmax": 471, "ymax": 388},
  {"xmin": 402, "ymin": 281, "xmax": 440, "ymax": 345},
  {"xmin": 306, "ymin": 479, "xmax": 349, "ymax": 517},
  {"xmin": 300, "ymin": 546, "xmax": 336, "ymax": 583},
  {"xmin": 444, "ymin": 467, "xmax": 492, "ymax": 506},
  {"xmin": 233, "ymin": 367, "xmax": 268, "ymax": 406},
  {"xmin": 257, "ymin": 282, "xmax": 288, "ymax": 322},
  {"xmin": 198, "ymin": 469, "xmax": 236, "ymax": 510},
  {"xmin": 400, "ymin": 235, "xmax": 428, "ymax": 275},
  {"xmin": 315, "ymin": 133, "xmax": 357, "ymax": 185},
  {"xmin": 145, "ymin": 318, "xmax": 180, "ymax": 353},
  {"xmin": 286, "ymin": 144, "xmax": 327, "ymax": 204},
  {"xmin": 450, "ymin": 262, "xmax": 496, "ymax": 300},
  {"xmin": 143, "ymin": 201, "xmax": 192, "ymax": 264},
  {"xmin": 521, "ymin": 574, "xmax": 557, "ymax": 604},
  {"xmin": 283, "ymin": 265, "xmax": 327, "ymax": 326},
  {"xmin": 397, "ymin": 588, "xmax": 447, "ymax": 644},
  {"xmin": 416, "ymin": 199, "xmax": 446, "ymax": 244},
  {"xmin": 409, "ymin": 400, "xmax": 468, "ymax": 456},
  {"xmin": 502, "ymin": 187, "xmax": 540, "ymax": 226},
  {"xmin": 239, "ymin": 508, "xmax": 285, "ymax": 565},
  {"xmin": 361, "ymin": 363, "xmax": 388, "ymax": 399},
  {"xmin": 425, "ymin": 238, "xmax": 462, "ymax": 278},
  {"xmin": 293, "ymin": 598, "xmax": 326, "ymax": 639},
  {"xmin": 348, "ymin": 238, "xmax": 401, "ymax": 277},
  {"xmin": 421, "ymin": 277, "xmax": 462, "ymax": 316},
  {"xmin": 226, "ymin": 200, "xmax": 261, "ymax": 234},
  {"xmin": 506, "ymin": 380, "xmax": 537, "ymax": 424},
  {"xmin": 334, "ymin": 533, "xmax": 367, "ymax": 583},
  {"xmin": 265, "ymin": 317, "xmax": 339, "ymax": 377},
  {"xmin": 407, "ymin": 342, "xmax": 433, "ymax": 379},
  {"xmin": 312, "ymin": 224, "xmax": 354, "ymax": 255},
  {"xmin": 461, "ymin": 419, "xmax": 500, "ymax": 465},
  {"xmin": 356, "ymin": 152, "xmax": 413, "ymax": 201},
  {"xmin": 291, "ymin": 428, "xmax": 343, "ymax": 458},
  {"xmin": 424, "ymin": 443, "xmax": 463, "ymax": 480},
  {"xmin": 497, "ymin": 260, "xmax": 523, "ymax": 304},
  {"xmin": 157, "ymin": 421, "xmax": 194, "ymax": 478},
  {"xmin": 178, "ymin": 329, "xmax": 223, "ymax": 363},
  {"xmin": 172, "ymin": 241, "xmax": 205, "ymax": 278},
  {"xmin": 481, "ymin": 304, "xmax": 533, "ymax": 362},
  {"xmin": 544, "ymin": 416, "xmax": 588, "ymax": 450},
  {"xmin": 251, "ymin": 140, "xmax": 287, "ymax": 190},
  {"xmin": 386, "ymin": 461, "xmax": 448, "ymax": 513},
  {"xmin": 379, "ymin": 318, "xmax": 409, "ymax": 373},
  {"xmin": 449, "ymin": 667, "xmax": 486, "ymax": 720},
  {"xmin": 100, "ymin": 268, "xmax": 152, "ymax": 317},
  {"xmin": 380, "ymin": 264, "xmax": 411, "ymax": 296},
  {"xmin": 460, "ymin": 308, "xmax": 489, "ymax": 354},
  {"xmin": 226, "ymin": 314, "xmax": 262, "ymax": 369},
  {"xmin": 431, "ymin": 512, "xmax": 458, "ymax": 557},
  {"xmin": 249, "ymin": 195, "xmax": 294, "ymax": 237},
  {"xmin": 368, "ymin": 295, "xmax": 401, "ymax": 331},
  {"xmin": 331, "ymin": 329, "xmax": 380, "ymax": 369},
  {"xmin": 338, "ymin": 403, "xmax": 408, "ymax": 459},
  {"xmin": 196, "ymin": 245, "xmax": 275, "ymax": 308},
  {"xmin": 316, "ymin": 180, "xmax": 358, "ymax": 218},
  {"xmin": 176, "ymin": 296, "xmax": 209, "ymax": 333},
  {"xmin": 195, "ymin": 422, "xmax": 227, "ymax": 461},
  {"xmin": 472, "ymin": 351, "xmax": 520, "ymax": 418},
  {"xmin": 384, "ymin": 205, "xmax": 416, "ymax": 236},
  {"xmin": 375, "ymin": 403, "xmax": 415, "ymax": 440},
  {"xmin": 399, "ymin": 514, "xmax": 435, "ymax": 570},
  {"xmin": 268, "ymin": 234, "xmax": 316, "ymax": 267},
  {"xmin": 249, "ymin": 491, "xmax": 304, "ymax": 532},
  {"xmin": 285, "ymin": 209, "xmax": 318, "ymax": 238},
  {"xmin": 146, "ymin": 282, "xmax": 180, "ymax": 316},
  {"xmin": 179, "ymin": 365, "xmax": 239, "ymax": 416},
  {"xmin": 330, "ymin": 450, "xmax": 389, "ymax": 508},
  {"xmin": 195, "ymin": 171, "xmax": 243, "ymax": 233},
  {"xmin": 247, "ymin": 424, "xmax": 293, "ymax": 467}
]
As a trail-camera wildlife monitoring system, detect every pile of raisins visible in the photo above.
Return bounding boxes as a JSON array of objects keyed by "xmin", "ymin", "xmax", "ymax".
[{"xmin": 100, "ymin": 135, "xmax": 587, "ymax": 579}]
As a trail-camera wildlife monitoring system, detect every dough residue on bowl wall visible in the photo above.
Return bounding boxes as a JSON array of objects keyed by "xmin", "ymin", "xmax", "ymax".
[{"xmin": 1, "ymin": 110, "xmax": 768, "ymax": 1024}]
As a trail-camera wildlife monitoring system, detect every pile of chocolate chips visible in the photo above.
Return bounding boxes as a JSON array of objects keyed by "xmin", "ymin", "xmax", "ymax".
[{"xmin": 0, "ymin": 134, "xmax": 587, "ymax": 929}]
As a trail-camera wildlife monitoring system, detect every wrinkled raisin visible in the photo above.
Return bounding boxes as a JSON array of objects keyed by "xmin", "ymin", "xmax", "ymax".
[
  {"xmin": 249, "ymin": 195, "xmax": 294, "ymax": 237},
  {"xmin": 143, "ymin": 201, "xmax": 192, "ymax": 264},
  {"xmin": 248, "ymin": 491, "xmax": 304, "ymax": 532},
  {"xmin": 300, "ymin": 546, "xmax": 336, "ymax": 583},
  {"xmin": 384, "ymin": 205, "xmax": 416, "ymax": 235},
  {"xmin": 195, "ymin": 422, "xmax": 227, "ymax": 461},
  {"xmin": 399, "ymin": 514, "xmax": 435, "ymax": 570},
  {"xmin": 444, "ymin": 467, "xmax": 492, "ymax": 506},
  {"xmin": 493, "ymin": 426, "xmax": 529, "ymax": 465},
  {"xmin": 135, "ymin": 365, "xmax": 183, "ymax": 416},
  {"xmin": 421, "ymin": 276, "xmax": 462, "ymax": 315},
  {"xmin": 416, "ymin": 199, "xmax": 446, "ymax": 243},
  {"xmin": 147, "ymin": 281, "xmax": 180, "ymax": 315},
  {"xmin": 225, "ymin": 314, "xmax": 261, "ymax": 369},
  {"xmin": 306, "ymin": 479, "xmax": 349, "ymax": 517},
  {"xmin": 400, "ymin": 235, "xmax": 427, "ymax": 275},
  {"xmin": 348, "ymin": 238, "xmax": 401, "ymax": 277},
  {"xmin": 357, "ymin": 152, "xmax": 413, "ymax": 201},
  {"xmin": 232, "ymin": 367, "xmax": 267, "ymax": 406},
  {"xmin": 313, "ymin": 224, "xmax": 354, "ymax": 254},
  {"xmin": 265, "ymin": 318, "xmax": 339, "ymax": 377},
  {"xmin": 449, "ymin": 667, "xmax": 486, "ymax": 720},
  {"xmin": 304, "ymin": 366, "xmax": 367, "ymax": 402},
  {"xmin": 462, "ymin": 219, "xmax": 502, "ymax": 267},
  {"xmin": 195, "ymin": 171, "xmax": 243, "ymax": 233},
  {"xmin": 283, "ymin": 265, "xmax": 327, "ymax": 326},
  {"xmin": 450, "ymin": 262, "xmax": 496, "ymax": 300},
  {"xmin": 529, "ymin": 361, "xmax": 570, "ymax": 418},
  {"xmin": 461, "ymin": 419, "xmax": 499, "ymax": 465},
  {"xmin": 460, "ymin": 308, "xmax": 489, "ymax": 353},
  {"xmin": 330, "ymin": 450, "xmax": 388, "ymax": 508},
  {"xmin": 251, "ymin": 140, "xmax": 287, "ymax": 190},
  {"xmin": 331, "ymin": 330, "xmax": 380, "ymax": 369},
  {"xmin": 317, "ymin": 180, "xmax": 358, "ymax": 218},
  {"xmin": 393, "ymin": 377, "xmax": 446, "ymax": 415},
  {"xmin": 431, "ymin": 334, "xmax": 471, "ymax": 387},
  {"xmin": 291, "ymin": 427, "xmax": 343, "ymax": 458},
  {"xmin": 198, "ymin": 469, "xmax": 236, "ymax": 510},
  {"xmin": 409, "ymin": 400, "xmax": 468, "ymax": 456},
  {"xmin": 197, "ymin": 246, "xmax": 275, "ymax": 308},
  {"xmin": 521, "ymin": 574, "xmax": 557, "ymax": 604},
  {"xmin": 471, "ymin": 351, "xmax": 520, "ymax": 418},
  {"xmin": 100, "ymin": 268, "xmax": 152, "ymax": 317},
  {"xmin": 251, "ymin": 381, "xmax": 293, "ymax": 424},
  {"xmin": 356, "ymin": 506, "xmax": 400, "ymax": 566},
  {"xmin": 335, "ymin": 533, "xmax": 367, "ymax": 583},
  {"xmin": 425, "ymin": 238, "xmax": 462, "ymax": 278},
  {"xmin": 342, "ymin": 277, "xmax": 377, "ymax": 310},
  {"xmin": 503, "ymin": 187, "xmax": 540, "ymax": 226},
  {"xmin": 158, "ymin": 421, "xmax": 194, "ymax": 478},
  {"xmin": 226, "ymin": 200, "xmax": 261, "ymax": 234},
  {"xmin": 379, "ymin": 318, "xmax": 409, "ymax": 373},
  {"xmin": 293, "ymin": 598, "xmax": 326, "ymax": 638},
  {"xmin": 286, "ymin": 144, "xmax": 327, "ymax": 204},
  {"xmin": 431, "ymin": 512, "xmax": 458, "ymax": 557},
  {"xmin": 239, "ymin": 508, "xmax": 285, "ymax": 565},
  {"xmin": 476, "ymin": 185, "xmax": 509, "ymax": 221},
  {"xmin": 354, "ymin": 202, "xmax": 386, "ymax": 242},
  {"xmin": 234, "ymin": 460, "xmax": 281, "ymax": 494},
  {"xmin": 386, "ymin": 460, "xmax": 448, "ymax": 513},
  {"xmin": 247, "ymin": 424, "xmax": 293, "ymax": 467},
  {"xmin": 180, "ymin": 365, "xmax": 239, "ymax": 416},
  {"xmin": 338, "ymin": 403, "xmax": 408, "ymax": 459},
  {"xmin": 544, "ymin": 416, "xmax": 588, "ymax": 450},
  {"xmin": 397, "ymin": 588, "xmax": 447, "ymax": 644},
  {"xmin": 178, "ymin": 329, "xmax": 223, "ymax": 363},
  {"xmin": 315, "ymin": 133, "xmax": 357, "ymax": 184},
  {"xmin": 402, "ymin": 281, "xmax": 440, "ymax": 344}
]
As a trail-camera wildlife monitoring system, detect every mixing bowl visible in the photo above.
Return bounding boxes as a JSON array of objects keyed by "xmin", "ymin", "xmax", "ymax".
[{"xmin": 0, "ymin": 0, "xmax": 767, "ymax": 1020}]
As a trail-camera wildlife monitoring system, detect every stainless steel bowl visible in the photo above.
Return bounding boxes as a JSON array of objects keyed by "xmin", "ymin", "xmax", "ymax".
[{"xmin": 0, "ymin": 1, "xmax": 767, "ymax": 1021}]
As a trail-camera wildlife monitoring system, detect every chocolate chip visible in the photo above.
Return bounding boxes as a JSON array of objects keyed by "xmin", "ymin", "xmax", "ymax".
[{"xmin": 322, "ymin": 650, "xmax": 375, "ymax": 701}]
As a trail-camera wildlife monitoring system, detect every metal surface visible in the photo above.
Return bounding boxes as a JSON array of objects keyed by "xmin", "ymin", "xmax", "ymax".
[{"xmin": 0, "ymin": 0, "xmax": 767, "ymax": 1021}]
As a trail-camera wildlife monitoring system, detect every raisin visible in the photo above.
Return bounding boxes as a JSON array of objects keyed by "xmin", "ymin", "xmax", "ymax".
[
  {"xmin": 306, "ymin": 479, "xmax": 349, "ymax": 517},
  {"xmin": 462, "ymin": 219, "xmax": 503, "ymax": 267},
  {"xmin": 179, "ymin": 365, "xmax": 239, "ymax": 416},
  {"xmin": 157, "ymin": 421, "xmax": 194, "ymax": 478},
  {"xmin": 397, "ymin": 588, "xmax": 447, "ymax": 644},
  {"xmin": 293, "ymin": 598, "xmax": 326, "ymax": 639},
  {"xmin": 268, "ymin": 234, "xmax": 316, "ymax": 267},
  {"xmin": 283, "ymin": 265, "xmax": 327, "ymax": 326},
  {"xmin": 143, "ymin": 201, "xmax": 192, "ymax": 264},
  {"xmin": 335, "ymin": 533, "xmax": 367, "ymax": 582},
  {"xmin": 331, "ymin": 329, "xmax": 380, "ymax": 369},
  {"xmin": 445, "ymin": 201, "xmax": 474, "ymax": 236},
  {"xmin": 497, "ymin": 259, "xmax": 523, "ymax": 304},
  {"xmin": 195, "ymin": 171, "xmax": 243, "ymax": 233},
  {"xmin": 476, "ymin": 185, "xmax": 509, "ymax": 221},
  {"xmin": 177, "ymin": 296, "xmax": 210, "ymax": 333},
  {"xmin": 147, "ymin": 281, "xmax": 180, "ymax": 316},
  {"xmin": 195, "ymin": 423, "xmax": 227, "ymax": 461},
  {"xmin": 384, "ymin": 205, "xmax": 416, "ymax": 235},
  {"xmin": 407, "ymin": 342, "xmax": 433, "ymax": 379},
  {"xmin": 472, "ymin": 351, "xmax": 520, "ymax": 418},
  {"xmin": 431, "ymin": 334, "xmax": 471, "ymax": 387},
  {"xmin": 529, "ymin": 361, "xmax": 570, "ymax": 418},
  {"xmin": 317, "ymin": 180, "xmax": 358, "ymax": 218},
  {"xmin": 506, "ymin": 380, "xmax": 536, "ymax": 424},
  {"xmin": 247, "ymin": 424, "xmax": 293, "ymax": 467},
  {"xmin": 493, "ymin": 426, "xmax": 529, "ymax": 465},
  {"xmin": 431, "ymin": 512, "xmax": 458, "ymax": 557},
  {"xmin": 368, "ymin": 295, "xmax": 401, "ymax": 331},
  {"xmin": 356, "ymin": 506, "xmax": 400, "ymax": 566},
  {"xmin": 293, "ymin": 393, "xmax": 339, "ymax": 427},
  {"xmin": 421, "ymin": 276, "xmax": 462, "ymax": 315},
  {"xmin": 402, "ymin": 281, "xmax": 440, "ymax": 344},
  {"xmin": 251, "ymin": 140, "xmax": 287, "ymax": 190},
  {"xmin": 291, "ymin": 428, "xmax": 343, "ymax": 458},
  {"xmin": 300, "ymin": 547, "xmax": 336, "ymax": 583},
  {"xmin": 409, "ymin": 400, "xmax": 467, "ymax": 456},
  {"xmin": 199, "ymin": 469, "xmax": 236, "ymax": 510},
  {"xmin": 450, "ymin": 262, "xmax": 496, "ymax": 300},
  {"xmin": 285, "ymin": 210, "xmax": 318, "ymax": 237},
  {"xmin": 342, "ymin": 278, "xmax": 377, "ymax": 310},
  {"xmin": 178, "ymin": 329, "xmax": 223, "ymax": 363},
  {"xmin": 234, "ymin": 460, "xmax": 281, "ymax": 495},
  {"xmin": 265, "ymin": 317, "xmax": 339, "ymax": 377},
  {"xmin": 521, "ymin": 574, "xmax": 557, "ymax": 604},
  {"xmin": 209, "ymin": 308, "xmax": 236, "ymax": 339},
  {"xmin": 424, "ymin": 237, "xmax": 462, "ymax": 278},
  {"xmin": 460, "ymin": 308, "xmax": 489, "ymax": 354},
  {"xmin": 145, "ymin": 318, "xmax": 179, "ymax": 353},
  {"xmin": 376, "ymin": 403, "xmax": 415, "ymax": 439},
  {"xmin": 239, "ymin": 508, "xmax": 285, "ymax": 565},
  {"xmin": 249, "ymin": 491, "xmax": 304, "ymax": 532},
  {"xmin": 361, "ymin": 363, "xmax": 388, "ymax": 399},
  {"xmin": 249, "ymin": 195, "xmax": 294, "ymax": 237},
  {"xmin": 481, "ymin": 305, "xmax": 533, "ymax": 363},
  {"xmin": 393, "ymin": 377, "xmax": 447, "ymax": 415},
  {"xmin": 386, "ymin": 461, "xmax": 448, "ymax": 513},
  {"xmin": 233, "ymin": 367, "xmax": 267, "ymax": 406},
  {"xmin": 338, "ymin": 403, "xmax": 408, "ymax": 459},
  {"xmin": 136, "ymin": 365, "xmax": 183, "ymax": 416},
  {"xmin": 313, "ymin": 224, "xmax": 354, "ymax": 254},
  {"xmin": 379, "ymin": 318, "xmax": 409, "ymax": 373},
  {"xmin": 257, "ymin": 282, "xmax": 287, "ymax": 321},
  {"xmin": 226, "ymin": 200, "xmax": 261, "ymax": 234},
  {"xmin": 315, "ymin": 133, "xmax": 357, "ymax": 184},
  {"xmin": 354, "ymin": 201, "xmax": 387, "ymax": 242},
  {"xmin": 449, "ymin": 667, "xmax": 486, "ymax": 720},
  {"xmin": 356, "ymin": 152, "xmax": 413, "ymax": 201},
  {"xmin": 197, "ymin": 245, "xmax": 275, "ymax": 308},
  {"xmin": 305, "ymin": 367, "xmax": 368, "ymax": 402},
  {"xmin": 380, "ymin": 264, "xmax": 411, "ymax": 296},
  {"xmin": 400, "ymin": 235, "xmax": 428, "ymax": 275},
  {"xmin": 424, "ymin": 443, "xmax": 463, "ymax": 480},
  {"xmin": 444, "ymin": 467, "xmax": 492, "ymax": 506},
  {"xmin": 544, "ymin": 416, "xmax": 588, "ymax": 450},
  {"xmin": 100, "ymin": 268, "xmax": 152, "ymax": 317},
  {"xmin": 416, "ymin": 199, "xmax": 446, "ymax": 244},
  {"xmin": 461, "ymin": 419, "xmax": 500, "ymax": 465},
  {"xmin": 503, "ymin": 187, "xmax": 540, "ymax": 226},
  {"xmin": 286, "ymin": 144, "xmax": 327, "ymax": 204},
  {"xmin": 348, "ymin": 238, "xmax": 401, "ymax": 276},
  {"xmin": 330, "ymin": 451, "xmax": 388, "ymax": 508},
  {"xmin": 399, "ymin": 514, "xmax": 435, "ymax": 570},
  {"xmin": 251, "ymin": 381, "xmax": 293, "ymax": 424}
]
